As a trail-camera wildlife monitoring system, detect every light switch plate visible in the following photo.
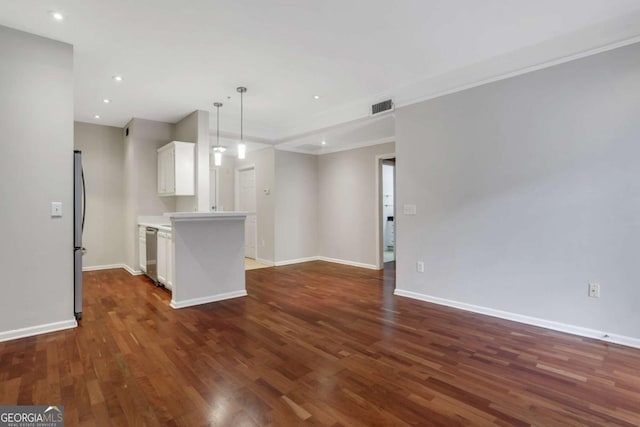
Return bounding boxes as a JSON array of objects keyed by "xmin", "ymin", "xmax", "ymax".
[
  {"xmin": 403, "ymin": 204, "xmax": 417, "ymax": 215},
  {"xmin": 51, "ymin": 202, "xmax": 63, "ymax": 217}
]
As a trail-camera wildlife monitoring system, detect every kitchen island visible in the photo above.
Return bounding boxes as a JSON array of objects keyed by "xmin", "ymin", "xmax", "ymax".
[
  {"xmin": 140, "ymin": 212, "xmax": 251, "ymax": 309},
  {"xmin": 168, "ymin": 211, "xmax": 251, "ymax": 309}
]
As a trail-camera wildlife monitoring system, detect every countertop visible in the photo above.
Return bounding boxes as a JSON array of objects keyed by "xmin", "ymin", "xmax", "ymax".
[
  {"xmin": 138, "ymin": 212, "xmax": 253, "ymax": 230},
  {"xmin": 139, "ymin": 222, "xmax": 171, "ymax": 232},
  {"xmin": 167, "ymin": 211, "xmax": 254, "ymax": 221}
]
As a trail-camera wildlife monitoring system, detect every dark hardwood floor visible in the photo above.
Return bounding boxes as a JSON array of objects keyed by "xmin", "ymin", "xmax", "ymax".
[{"xmin": 1, "ymin": 261, "xmax": 640, "ymax": 426}]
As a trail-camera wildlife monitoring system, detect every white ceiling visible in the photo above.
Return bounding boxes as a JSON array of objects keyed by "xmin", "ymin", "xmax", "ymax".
[{"xmin": 2, "ymin": 0, "xmax": 640, "ymax": 149}]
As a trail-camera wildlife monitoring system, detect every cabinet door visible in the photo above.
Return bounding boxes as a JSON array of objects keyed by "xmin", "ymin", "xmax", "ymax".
[
  {"xmin": 166, "ymin": 233, "xmax": 173, "ymax": 291},
  {"xmin": 139, "ymin": 238, "xmax": 146, "ymax": 272},
  {"xmin": 165, "ymin": 149, "xmax": 175, "ymax": 194},
  {"xmin": 157, "ymin": 232, "xmax": 167, "ymax": 284},
  {"xmin": 157, "ymin": 150, "xmax": 165, "ymax": 194}
]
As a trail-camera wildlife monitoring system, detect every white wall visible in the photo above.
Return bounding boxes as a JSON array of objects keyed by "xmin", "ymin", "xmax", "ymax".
[
  {"xmin": 236, "ymin": 147, "xmax": 275, "ymax": 263},
  {"xmin": 396, "ymin": 41, "xmax": 640, "ymax": 341},
  {"xmin": 74, "ymin": 122, "xmax": 125, "ymax": 268},
  {"xmin": 274, "ymin": 151, "xmax": 318, "ymax": 263},
  {"xmin": 0, "ymin": 26, "xmax": 75, "ymax": 338},
  {"xmin": 318, "ymin": 142, "xmax": 395, "ymax": 268}
]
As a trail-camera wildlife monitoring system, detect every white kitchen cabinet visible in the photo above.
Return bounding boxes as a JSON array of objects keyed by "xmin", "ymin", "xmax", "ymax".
[
  {"xmin": 138, "ymin": 226, "xmax": 146, "ymax": 272},
  {"xmin": 157, "ymin": 230, "xmax": 173, "ymax": 291},
  {"xmin": 166, "ymin": 232, "xmax": 173, "ymax": 290},
  {"xmin": 157, "ymin": 141, "xmax": 195, "ymax": 196},
  {"xmin": 157, "ymin": 231, "xmax": 167, "ymax": 284}
]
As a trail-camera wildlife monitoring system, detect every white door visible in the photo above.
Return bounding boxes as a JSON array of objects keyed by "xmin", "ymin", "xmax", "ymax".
[
  {"xmin": 209, "ymin": 168, "xmax": 218, "ymax": 211},
  {"xmin": 238, "ymin": 168, "xmax": 257, "ymax": 259}
]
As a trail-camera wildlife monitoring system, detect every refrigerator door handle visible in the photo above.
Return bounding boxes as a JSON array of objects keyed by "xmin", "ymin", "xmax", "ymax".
[
  {"xmin": 81, "ymin": 167, "xmax": 86, "ymax": 232},
  {"xmin": 73, "ymin": 150, "xmax": 84, "ymax": 321}
]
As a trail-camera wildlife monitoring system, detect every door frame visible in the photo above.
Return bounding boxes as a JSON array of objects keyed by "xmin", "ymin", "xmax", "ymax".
[
  {"xmin": 209, "ymin": 166, "xmax": 219, "ymax": 211},
  {"xmin": 375, "ymin": 153, "xmax": 396, "ymax": 269},
  {"xmin": 235, "ymin": 165, "xmax": 258, "ymax": 260}
]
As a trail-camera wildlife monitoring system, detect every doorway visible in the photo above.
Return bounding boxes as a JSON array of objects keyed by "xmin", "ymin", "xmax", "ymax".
[
  {"xmin": 235, "ymin": 166, "xmax": 257, "ymax": 259},
  {"xmin": 376, "ymin": 154, "xmax": 396, "ymax": 270},
  {"xmin": 382, "ymin": 159, "xmax": 395, "ymax": 264}
]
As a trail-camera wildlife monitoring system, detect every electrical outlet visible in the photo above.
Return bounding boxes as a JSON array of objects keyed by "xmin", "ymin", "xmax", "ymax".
[
  {"xmin": 588, "ymin": 283, "xmax": 600, "ymax": 298},
  {"xmin": 403, "ymin": 204, "xmax": 417, "ymax": 215},
  {"xmin": 416, "ymin": 261, "xmax": 424, "ymax": 273}
]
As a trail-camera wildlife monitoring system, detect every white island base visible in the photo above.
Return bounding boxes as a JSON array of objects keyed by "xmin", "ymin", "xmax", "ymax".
[{"xmin": 167, "ymin": 212, "xmax": 250, "ymax": 309}]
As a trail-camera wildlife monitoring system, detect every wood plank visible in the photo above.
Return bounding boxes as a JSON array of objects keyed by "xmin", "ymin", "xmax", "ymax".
[{"xmin": 0, "ymin": 263, "xmax": 638, "ymax": 426}]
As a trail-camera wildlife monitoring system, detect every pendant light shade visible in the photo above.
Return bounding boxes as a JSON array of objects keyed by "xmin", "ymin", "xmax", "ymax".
[
  {"xmin": 237, "ymin": 86, "xmax": 247, "ymax": 160},
  {"xmin": 212, "ymin": 102, "xmax": 226, "ymax": 166}
]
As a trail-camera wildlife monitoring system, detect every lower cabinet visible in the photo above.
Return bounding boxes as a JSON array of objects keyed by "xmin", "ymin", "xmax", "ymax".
[
  {"xmin": 138, "ymin": 226, "xmax": 146, "ymax": 272},
  {"xmin": 157, "ymin": 230, "xmax": 173, "ymax": 291},
  {"xmin": 166, "ymin": 236, "xmax": 173, "ymax": 290}
]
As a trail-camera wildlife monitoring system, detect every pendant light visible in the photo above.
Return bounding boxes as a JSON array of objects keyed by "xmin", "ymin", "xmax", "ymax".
[
  {"xmin": 236, "ymin": 86, "xmax": 247, "ymax": 160},
  {"xmin": 212, "ymin": 102, "xmax": 226, "ymax": 166}
]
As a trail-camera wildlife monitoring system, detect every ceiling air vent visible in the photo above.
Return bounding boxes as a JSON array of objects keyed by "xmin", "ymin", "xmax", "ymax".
[{"xmin": 371, "ymin": 99, "xmax": 394, "ymax": 117}]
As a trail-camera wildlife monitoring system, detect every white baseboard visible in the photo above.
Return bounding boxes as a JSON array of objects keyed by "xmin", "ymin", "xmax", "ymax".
[
  {"xmin": 83, "ymin": 263, "xmax": 124, "ymax": 272},
  {"xmin": 82, "ymin": 263, "xmax": 143, "ymax": 276},
  {"xmin": 170, "ymin": 290, "xmax": 248, "ymax": 309},
  {"xmin": 317, "ymin": 256, "xmax": 379, "ymax": 270},
  {"xmin": 272, "ymin": 255, "xmax": 379, "ymax": 270},
  {"xmin": 274, "ymin": 256, "xmax": 320, "ymax": 266},
  {"xmin": 255, "ymin": 258, "xmax": 275, "ymax": 266},
  {"xmin": 394, "ymin": 289, "xmax": 640, "ymax": 350},
  {"xmin": 122, "ymin": 264, "xmax": 143, "ymax": 276},
  {"xmin": 0, "ymin": 319, "xmax": 77, "ymax": 343}
]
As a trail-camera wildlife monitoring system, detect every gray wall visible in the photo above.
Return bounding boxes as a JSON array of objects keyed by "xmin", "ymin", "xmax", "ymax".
[
  {"xmin": 274, "ymin": 151, "xmax": 318, "ymax": 262},
  {"xmin": 74, "ymin": 122, "xmax": 125, "ymax": 268},
  {"xmin": 194, "ymin": 111, "xmax": 210, "ymax": 212},
  {"xmin": 123, "ymin": 118, "xmax": 176, "ymax": 271},
  {"xmin": 174, "ymin": 111, "xmax": 198, "ymax": 212},
  {"xmin": 173, "ymin": 110, "xmax": 210, "ymax": 213},
  {"xmin": 318, "ymin": 142, "xmax": 395, "ymax": 267},
  {"xmin": 396, "ymin": 41, "xmax": 640, "ymax": 339},
  {"xmin": 236, "ymin": 147, "xmax": 275, "ymax": 263},
  {"xmin": 0, "ymin": 26, "xmax": 74, "ymax": 335}
]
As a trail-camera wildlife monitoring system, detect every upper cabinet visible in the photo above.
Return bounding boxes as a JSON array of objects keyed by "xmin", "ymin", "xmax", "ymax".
[{"xmin": 157, "ymin": 141, "xmax": 195, "ymax": 196}]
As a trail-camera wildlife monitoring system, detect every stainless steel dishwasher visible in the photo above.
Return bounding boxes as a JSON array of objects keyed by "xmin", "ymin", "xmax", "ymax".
[{"xmin": 145, "ymin": 227, "xmax": 158, "ymax": 284}]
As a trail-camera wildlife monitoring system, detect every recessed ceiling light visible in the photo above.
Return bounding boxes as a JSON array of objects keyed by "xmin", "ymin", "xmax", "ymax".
[
  {"xmin": 321, "ymin": 140, "xmax": 327, "ymax": 145},
  {"xmin": 314, "ymin": 95, "xmax": 321, "ymax": 100},
  {"xmin": 50, "ymin": 11, "xmax": 64, "ymax": 21},
  {"xmin": 103, "ymin": 99, "xmax": 111, "ymax": 104},
  {"xmin": 94, "ymin": 115, "xmax": 101, "ymax": 119},
  {"xmin": 112, "ymin": 75, "xmax": 123, "ymax": 82}
]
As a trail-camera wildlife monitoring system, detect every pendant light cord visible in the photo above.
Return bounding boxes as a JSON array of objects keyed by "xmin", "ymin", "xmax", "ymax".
[
  {"xmin": 240, "ymin": 90, "xmax": 244, "ymax": 143},
  {"xmin": 216, "ymin": 104, "xmax": 220, "ymax": 144}
]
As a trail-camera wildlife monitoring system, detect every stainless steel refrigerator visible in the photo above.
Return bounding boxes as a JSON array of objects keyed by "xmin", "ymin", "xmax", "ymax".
[{"xmin": 73, "ymin": 150, "xmax": 85, "ymax": 320}]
